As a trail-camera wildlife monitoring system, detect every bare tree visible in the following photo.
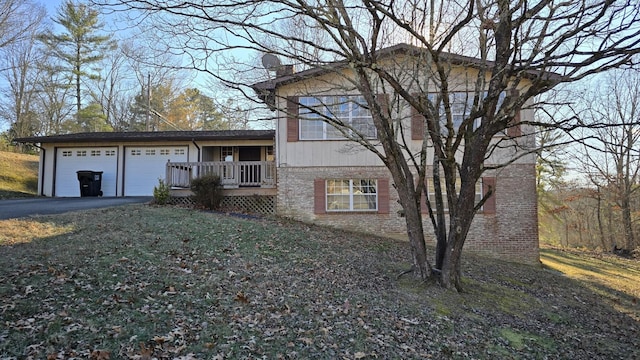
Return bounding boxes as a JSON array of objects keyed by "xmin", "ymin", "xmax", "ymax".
[
  {"xmin": 0, "ymin": 0, "xmax": 44, "ymax": 55},
  {"xmin": 87, "ymin": 42, "xmax": 137, "ymax": 131},
  {"xmin": 0, "ymin": 0, "xmax": 47, "ymax": 144},
  {"xmin": 578, "ymin": 70, "xmax": 640, "ymax": 252},
  {"xmin": 35, "ymin": 53, "xmax": 76, "ymax": 135},
  {"xmin": 0, "ymin": 3, "xmax": 47, "ymax": 141},
  {"xmin": 95, "ymin": 0, "xmax": 640, "ymax": 290}
]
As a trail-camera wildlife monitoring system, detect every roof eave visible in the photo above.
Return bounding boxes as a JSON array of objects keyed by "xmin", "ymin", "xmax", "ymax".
[
  {"xmin": 13, "ymin": 130, "xmax": 275, "ymax": 144},
  {"xmin": 250, "ymin": 43, "xmax": 562, "ymax": 92}
]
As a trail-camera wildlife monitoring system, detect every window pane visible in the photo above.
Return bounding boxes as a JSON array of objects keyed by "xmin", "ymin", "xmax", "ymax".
[
  {"xmin": 352, "ymin": 117, "xmax": 377, "ymax": 138},
  {"xmin": 300, "ymin": 119, "xmax": 325, "ymax": 139},
  {"xmin": 326, "ymin": 123, "xmax": 343, "ymax": 139},
  {"xmin": 327, "ymin": 179, "xmax": 350, "ymax": 210},
  {"xmin": 327, "ymin": 179, "xmax": 350, "ymax": 194},
  {"xmin": 327, "ymin": 194, "xmax": 350, "ymax": 210}
]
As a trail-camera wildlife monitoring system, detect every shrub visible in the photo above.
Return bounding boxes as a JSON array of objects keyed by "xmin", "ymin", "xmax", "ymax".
[
  {"xmin": 153, "ymin": 178, "xmax": 171, "ymax": 205},
  {"xmin": 191, "ymin": 174, "xmax": 224, "ymax": 210}
]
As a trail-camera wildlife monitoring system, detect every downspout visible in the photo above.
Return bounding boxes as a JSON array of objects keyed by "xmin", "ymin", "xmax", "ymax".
[
  {"xmin": 192, "ymin": 139, "xmax": 201, "ymax": 179},
  {"xmin": 191, "ymin": 139, "xmax": 200, "ymax": 162}
]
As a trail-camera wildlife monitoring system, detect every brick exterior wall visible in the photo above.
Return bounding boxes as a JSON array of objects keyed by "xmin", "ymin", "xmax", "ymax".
[{"xmin": 276, "ymin": 164, "xmax": 539, "ymax": 265}]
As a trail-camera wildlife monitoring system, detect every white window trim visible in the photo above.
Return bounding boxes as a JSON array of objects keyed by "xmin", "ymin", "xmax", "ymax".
[
  {"xmin": 326, "ymin": 179, "xmax": 378, "ymax": 212},
  {"xmin": 299, "ymin": 95, "xmax": 376, "ymax": 140},
  {"xmin": 427, "ymin": 91, "xmax": 506, "ymax": 132},
  {"xmin": 426, "ymin": 178, "xmax": 483, "ymax": 212}
]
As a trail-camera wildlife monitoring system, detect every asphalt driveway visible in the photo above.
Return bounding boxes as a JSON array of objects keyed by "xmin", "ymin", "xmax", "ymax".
[{"xmin": 0, "ymin": 197, "xmax": 152, "ymax": 220}]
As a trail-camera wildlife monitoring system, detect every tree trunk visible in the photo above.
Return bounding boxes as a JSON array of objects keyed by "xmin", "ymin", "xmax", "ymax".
[
  {"xmin": 438, "ymin": 175, "xmax": 478, "ymax": 291},
  {"xmin": 76, "ymin": 44, "xmax": 82, "ymax": 115},
  {"xmin": 621, "ymin": 196, "xmax": 635, "ymax": 250},
  {"xmin": 433, "ymin": 161, "xmax": 448, "ymax": 271},
  {"xmin": 441, "ymin": 228, "xmax": 468, "ymax": 289},
  {"xmin": 404, "ymin": 203, "xmax": 431, "ymax": 279},
  {"xmin": 596, "ymin": 188, "xmax": 608, "ymax": 250}
]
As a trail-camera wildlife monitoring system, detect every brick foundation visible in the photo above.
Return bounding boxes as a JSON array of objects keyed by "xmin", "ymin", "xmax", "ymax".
[{"xmin": 276, "ymin": 164, "xmax": 539, "ymax": 265}]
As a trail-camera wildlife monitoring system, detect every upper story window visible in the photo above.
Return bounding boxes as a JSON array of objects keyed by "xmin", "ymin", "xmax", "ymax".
[
  {"xmin": 413, "ymin": 92, "xmax": 507, "ymax": 138},
  {"xmin": 439, "ymin": 92, "xmax": 478, "ymax": 130},
  {"xmin": 299, "ymin": 96, "xmax": 376, "ymax": 140}
]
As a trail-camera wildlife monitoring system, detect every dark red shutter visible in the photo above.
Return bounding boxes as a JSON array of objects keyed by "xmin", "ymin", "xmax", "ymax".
[
  {"xmin": 377, "ymin": 178, "xmax": 390, "ymax": 214},
  {"xmin": 482, "ymin": 177, "xmax": 496, "ymax": 214},
  {"xmin": 314, "ymin": 178, "xmax": 326, "ymax": 214},
  {"xmin": 411, "ymin": 106, "xmax": 425, "ymax": 140},
  {"xmin": 507, "ymin": 89, "xmax": 521, "ymax": 138},
  {"xmin": 377, "ymin": 94, "xmax": 389, "ymax": 116},
  {"xmin": 287, "ymin": 96, "xmax": 299, "ymax": 142}
]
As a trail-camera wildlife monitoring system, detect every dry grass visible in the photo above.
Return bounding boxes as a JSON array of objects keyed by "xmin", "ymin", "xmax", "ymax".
[
  {"xmin": 0, "ymin": 151, "xmax": 39, "ymax": 198},
  {"xmin": 0, "ymin": 205, "xmax": 638, "ymax": 359},
  {"xmin": 541, "ymin": 245, "xmax": 640, "ymax": 320},
  {"xmin": 0, "ymin": 219, "xmax": 74, "ymax": 245}
]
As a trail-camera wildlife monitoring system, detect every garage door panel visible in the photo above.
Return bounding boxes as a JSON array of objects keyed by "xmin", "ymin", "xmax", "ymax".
[
  {"xmin": 55, "ymin": 147, "xmax": 118, "ymax": 197},
  {"xmin": 124, "ymin": 146, "xmax": 188, "ymax": 196}
]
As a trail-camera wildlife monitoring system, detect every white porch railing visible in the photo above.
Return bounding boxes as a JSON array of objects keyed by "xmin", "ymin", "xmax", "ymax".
[{"xmin": 166, "ymin": 161, "xmax": 276, "ymax": 188}]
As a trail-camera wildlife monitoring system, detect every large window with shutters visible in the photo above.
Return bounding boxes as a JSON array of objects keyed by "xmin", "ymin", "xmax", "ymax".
[
  {"xmin": 299, "ymin": 96, "xmax": 376, "ymax": 140},
  {"xmin": 424, "ymin": 177, "xmax": 496, "ymax": 213},
  {"xmin": 315, "ymin": 178, "xmax": 390, "ymax": 214},
  {"xmin": 411, "ymin": 91, "xmax": 512, "ymax": 139},
  {"xmin": 326, "ymin": 179, "xmax": 378, "ymax": 211},
  {"xmin": 427, "ymin": 178, "xmax": 483, "ymax": 212}
]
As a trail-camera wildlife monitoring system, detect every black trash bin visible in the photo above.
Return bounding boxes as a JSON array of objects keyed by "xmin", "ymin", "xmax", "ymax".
[{"xmin": 77, "ymin": 170, "xmax": 103, "ymax": 197}]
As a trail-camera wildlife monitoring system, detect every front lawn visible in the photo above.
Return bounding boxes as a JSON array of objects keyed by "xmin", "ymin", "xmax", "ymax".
[{"xmin": 0, "ymin": 205, "xmax": 638, "ymax": 359}]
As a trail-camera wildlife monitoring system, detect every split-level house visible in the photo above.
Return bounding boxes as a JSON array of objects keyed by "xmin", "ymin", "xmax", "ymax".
[
  {"xmin": 16, "ymin": 44, "xmax": 541, "ymax": 264},
  {"xmin": 252, "ymin": 44, "xmax": 540, "ymax": 264}
]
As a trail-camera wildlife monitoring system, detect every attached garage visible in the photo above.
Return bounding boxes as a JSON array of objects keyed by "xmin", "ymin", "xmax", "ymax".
[
  {"xmin": 123, "ymin": 146, "xmax": 188, "ymax": 196},
  {"xmin": 54, "ymin": 147, "xmax": 118, "ymax": 197},
  {"xmin": 13, "ymin": 130, "xmax": 276, "ymax": 197}
]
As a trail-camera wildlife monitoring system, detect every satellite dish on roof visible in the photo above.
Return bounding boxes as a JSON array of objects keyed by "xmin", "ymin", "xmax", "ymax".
[{"xmin": 261, "ymin": 53, "xmax": 281, "ymax": 71}]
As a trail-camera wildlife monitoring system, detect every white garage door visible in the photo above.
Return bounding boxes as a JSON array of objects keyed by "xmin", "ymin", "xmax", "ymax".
[
  {"xmin": 124, "ymin": 146, "xmax": 189, "ymax": 196},
  {"xmin": 55, "ymin": 147, "xmax": 118, "ymax": 197}
]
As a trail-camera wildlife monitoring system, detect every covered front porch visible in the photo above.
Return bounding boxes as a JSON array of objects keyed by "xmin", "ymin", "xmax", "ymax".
[
  {"xmin": 166, "ymin": 144, "xmax": 275, "ymax": 189},
  {"xmin": 164, "ymin": 144, "xmax": 277, "ymax": 213},
  {"xmin": 165, "ymin": 160, "xmax": 276, "ymax": 189}
]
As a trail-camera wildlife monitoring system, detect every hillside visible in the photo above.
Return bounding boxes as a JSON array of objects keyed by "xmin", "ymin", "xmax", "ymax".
[
  {"xmin": 0, "ymin": 205, "xmax": 638, "ymax": 358},
  {"xmin": 0, "ymin": 150, "xmax": 39, "ymax": 198}
]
